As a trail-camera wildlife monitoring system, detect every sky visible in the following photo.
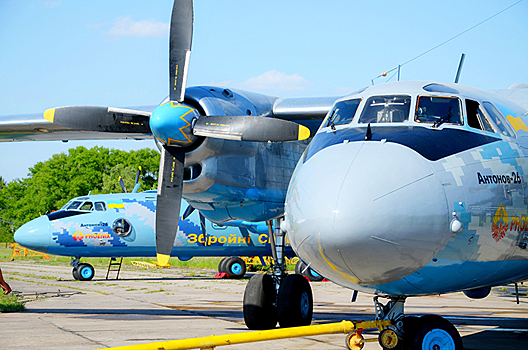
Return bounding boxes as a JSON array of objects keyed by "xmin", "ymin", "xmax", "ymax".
[{"xmin": 1, "ymin": 0, "xmax": 527, "ymax": 182}]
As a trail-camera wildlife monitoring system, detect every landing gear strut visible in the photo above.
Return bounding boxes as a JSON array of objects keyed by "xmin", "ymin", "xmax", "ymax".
[
  {"xmin": 71, "ymin": 257, "xmax": 95, "ymax": 281},
  {"xmin": 243, "ymin": 217, "xmax": 313, "ymax": 329}
]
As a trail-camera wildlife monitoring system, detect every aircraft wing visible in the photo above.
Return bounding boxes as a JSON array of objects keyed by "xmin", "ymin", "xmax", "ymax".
[
  {"xmin": 273, "ymin": 97, "xmax": 338, "ymax": 121},
  {"xmin": 492, "ymin": 84, "xmax": 528, "ymax": 112},
  {"xmin": 0, "ymin": 96, "xmax": 338, "ymax": 143}
]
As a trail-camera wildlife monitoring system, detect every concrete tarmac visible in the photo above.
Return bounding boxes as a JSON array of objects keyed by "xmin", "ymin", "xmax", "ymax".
[{"xmin": 1, "ymin": 260, "xmax": 528, "ymax": 349}]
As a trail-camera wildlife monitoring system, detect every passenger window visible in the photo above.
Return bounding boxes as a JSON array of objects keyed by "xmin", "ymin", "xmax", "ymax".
[
  {"xmin": 79, "ymin": 202, "xmax": 93, "ymax": 211},
  {"xmin": 466, "ymin": 100, "xmax": 494, "ymax": 132},
  {"xmin": 324, "ymin": 99, "xmax": 361, "ymax": 128},
  {"xmin": 482, "ymin": 102, "xmax": 516, "ymax": 138},
  {"xmin": 415, "ymin": 96, "xmax": 462, "ymax": 126},
  {"xmin": 94, "ymin": 202, "xmax": 106, "ymax": 212},
  {"xmin": 359, "ymin": 95, "xmax": 411, "ymax": 124}
]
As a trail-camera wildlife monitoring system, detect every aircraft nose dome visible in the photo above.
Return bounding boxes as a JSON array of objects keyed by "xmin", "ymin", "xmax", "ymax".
[
  {"xmin": 286, "ymin": 140, "xmax": 450, "ymax": 287},
  {"xmin": 14, "ymin": 215, "xmax": 51, "ymax": 253}
]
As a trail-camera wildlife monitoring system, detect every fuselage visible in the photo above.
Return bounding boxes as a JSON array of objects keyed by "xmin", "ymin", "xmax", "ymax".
[
  {"xmin": 15, "ymin": 190, "xmax": 292, "ymax": 259},
  {"xmin": 285, "ymin": 80, "xmax": 528, "ymax": 297}
]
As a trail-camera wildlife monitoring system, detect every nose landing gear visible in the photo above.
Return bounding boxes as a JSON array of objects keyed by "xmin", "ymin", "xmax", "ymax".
[
  {"xmin": 71, "ymin": 257, "xmax": 95, "ymax": 281},
  {"xmin": 363, "ymin": 297, "xmax": 463, "ymax": 350}
]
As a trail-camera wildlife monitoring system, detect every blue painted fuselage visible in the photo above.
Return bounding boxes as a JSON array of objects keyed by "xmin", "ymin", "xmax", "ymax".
[{"xmin": 15, "ymin": 191, "xmax": 292, "ymax": 259}]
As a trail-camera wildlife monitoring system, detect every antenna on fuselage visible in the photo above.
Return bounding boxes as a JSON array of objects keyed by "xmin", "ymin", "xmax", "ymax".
[{"xmin": 454, "ymin": 53, "xmax": 466, "ymax": 83}]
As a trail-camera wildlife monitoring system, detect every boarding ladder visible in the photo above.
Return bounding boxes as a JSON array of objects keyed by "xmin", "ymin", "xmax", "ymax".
[{"xmin": 106, "ymin": 257, "xmax": 123, "ymax": 280}]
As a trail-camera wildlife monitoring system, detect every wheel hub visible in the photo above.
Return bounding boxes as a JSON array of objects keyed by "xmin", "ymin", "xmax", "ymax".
[{"xmin": 422, "ymin": 329, "xmax": 455, "ymax": 350}]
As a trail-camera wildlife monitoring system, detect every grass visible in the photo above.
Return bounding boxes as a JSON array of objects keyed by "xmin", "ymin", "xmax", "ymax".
[
  {"xmin": 0, "ymin": 294, "xmax": 25, "ymax": 313},
  {"xmin": 1, "ymin": 246, "xmax": 297, "ymax": 272},
  {"xmin": 1, "ymin": 247, "xmax": 224, "ymax": 270}
]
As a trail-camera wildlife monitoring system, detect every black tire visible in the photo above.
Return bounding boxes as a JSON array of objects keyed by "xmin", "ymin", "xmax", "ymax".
[
  {"xmin": 77, "ymin": 263, "xmax": 95, "ymax": 281},
  {"xmin": 278, "ymin": 274, "xmax": 313, "ymax": 328},
  {"xmin": 243, "ymin": 274, "xmax": 277, "ymax": 330},
  {"xmin": 225, "ymin": 257, "xmax": 246, "ymax": 278},
  {"xmin": 398, "ymin": 316, "xmax": 419, "ymax": 350},
  {"xmin": 295, "ymin": 260, "xmax": 324, "ymax": 282},
  {"xmin": 410, "ymin": 315, "xmax": 462, "ymax": 350},
  {"xmin": 72, "ymin": 267, "xmax": 80, "ymax": 280},
  {"xmin": 218, "ymin": 257, "xmax": 229, "ymax": 273}
]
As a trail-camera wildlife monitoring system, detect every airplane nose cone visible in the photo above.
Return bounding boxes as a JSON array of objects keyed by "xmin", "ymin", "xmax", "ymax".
[
  {"xmin": 14, "ymin": 215, "xmax": 51, "ymax": 253},
  {"xmin": 286, "ymin": 140, "xmax": 450, "ymax": 287}
]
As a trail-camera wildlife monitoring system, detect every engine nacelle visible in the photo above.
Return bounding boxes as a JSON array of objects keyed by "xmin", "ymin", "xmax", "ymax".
[{"xmin": 463, "ymin": 287, "xmax": 491, "ymax": 299}]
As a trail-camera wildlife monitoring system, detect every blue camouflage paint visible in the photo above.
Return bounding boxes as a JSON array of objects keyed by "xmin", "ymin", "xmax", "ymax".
[{"xmin": 17, "ymin": 191, "xmax": 294, "ymax": 259}]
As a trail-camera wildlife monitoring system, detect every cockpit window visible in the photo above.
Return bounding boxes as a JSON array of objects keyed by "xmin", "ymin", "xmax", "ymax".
[
  {"xmin": 324, "ymin": 99, "xmax": 361, "ymax": 128},
  {"xmin": 415, "ymin": 96, "xmax": 463, "ymax": 126},
  {"xmin": 466, "ymin": 99, "xmax": 494, "ymax": 133},
  {"xmin": 482, "ymin": 102, "xmax": 516, "ymax": 138},
  {"xmin": 358, "ymin": 95, "xmax": 411, "ymax": 124},
  {"xmin": 79, "ymin": 202, "xmax": 93, "ymax": 211},
  {"xmin": 65, "ymin": 201, "xmax": 83, "ymax": 210},
  {"xmin": 94, "ymin": 202, "xmax": 106, "ymax": 212}
]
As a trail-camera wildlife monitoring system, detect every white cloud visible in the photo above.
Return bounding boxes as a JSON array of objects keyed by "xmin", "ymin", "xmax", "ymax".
[
  {"xmin": 106, "ymin": 16, "xmax": 169, "ymax": 38},
  {"xmin": 235, "ymin": 70, "xmax": 311, "ymax": 93},
  {"xmin": 43, "ymin": 1, "xmax": 62, "ymax": 8}
]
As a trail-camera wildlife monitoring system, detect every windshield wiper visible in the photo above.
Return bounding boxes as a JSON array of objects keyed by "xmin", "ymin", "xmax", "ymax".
[{"xmin": 433, "ymin": 107, "xmax": 453, "ymax": 128}]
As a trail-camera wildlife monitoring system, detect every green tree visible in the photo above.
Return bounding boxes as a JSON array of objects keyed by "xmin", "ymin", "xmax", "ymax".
[{"xmin": 0, "ymin": 146, "xmax": 160, "ymax": 242}]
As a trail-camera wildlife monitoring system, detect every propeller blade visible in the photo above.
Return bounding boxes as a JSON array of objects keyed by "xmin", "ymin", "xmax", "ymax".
[
  {"xmin": 155, "ymin": 146, "xmax": 185, "ymax": 266},
  {"xmin": 169, "ymin": 0, "xmax": 193, "ymax": 102},
  {"xmin": 135, "ymin": 166, "xmax": 142, "ymax": 186},
  {"xmin": 43, "ymin": 106, "xmax": 151, "ymax": 133},
  {"xmin": 181, "ymin": 204, "xmax": 195, "ymax": 220},
  {"xmin": 118, "ymin": 176, "xmax": 127, "ymax": 193},
  {"xmin": 199, "ymin": 212, "xmax": 207, "ymax": 236},
  {"xmin": 193, "ymin": 115, "xmax": 311, "ymax": 142}
]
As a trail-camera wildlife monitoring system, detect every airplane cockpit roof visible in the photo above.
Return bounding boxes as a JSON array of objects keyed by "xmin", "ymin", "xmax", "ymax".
[
  {"xmin": 61, "ymin": 190, "xmax": 157, "ymax": 211},
  {"xmin": 320, "ymin": 80, "xmax": 525, "ymax": 138}
]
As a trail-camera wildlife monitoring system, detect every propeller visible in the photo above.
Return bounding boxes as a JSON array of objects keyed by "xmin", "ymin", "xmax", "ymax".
[
  {"xmin": 151, "ymin": 0, "xmax": 193, "ymax": 267},
  {"xmin": 118, "ymin": 166, "xmax": 143, "ymax": 193},
  {"xmin": 40, "ymin": 0, "xmax": 311, "ymax": 267}
]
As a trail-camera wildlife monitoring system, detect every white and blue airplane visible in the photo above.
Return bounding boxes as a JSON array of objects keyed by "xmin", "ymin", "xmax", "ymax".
[
  {"xmin": 2, "ymin": 1, "xmax": 528, "ymax": 349},
  {"xmin": 14, "ymin": 189, "xmax": 294, "ymax": 281}
]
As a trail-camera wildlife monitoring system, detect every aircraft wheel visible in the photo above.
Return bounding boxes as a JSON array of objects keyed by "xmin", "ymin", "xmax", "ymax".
[
  {"xmin": 378, "ymin": 328, "xmax": 400, "ymax": 350},
  {"xmin": 243, "ymin": 274, "xmax": 277, "ymax": 330},
  {"xmin": 72, "ymin": 267, "xmax": 80, "ymax": 280},
  {"xmin": 345, "ymin": 332, "xmax": 364, "ymax": 350},
  {"xmin": 225, "ymin": 257, "xmax": 246, "ymax": 278},
  {"xmin": 400, "ymin": 316, "xmax": 419, "ymax": 350},
  {"xmin": 295, "ymin": 260, "xmax": 324, "ymax": 282},
  {"xmin": 218, "ymin": 257, "xmax": 229, "ymax": 273},
  {"xmin": 410, "ymin": 315, "xmax": 462, "ymax": 350},
  {"xmin": 278, "ymin": 274, "xmax": 313, "ymax": 328},
  {"xmin": 77, "ymin": 263, "xmax": 95, "ymax": 281}
]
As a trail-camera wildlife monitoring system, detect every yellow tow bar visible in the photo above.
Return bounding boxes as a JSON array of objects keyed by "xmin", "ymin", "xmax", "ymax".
[{"xmin": 99, "ymin": 320, "xmax": 392, "ymax": 350}]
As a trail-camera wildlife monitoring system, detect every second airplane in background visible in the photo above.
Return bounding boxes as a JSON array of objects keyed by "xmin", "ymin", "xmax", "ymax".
[{"xmin": 15, "ymin": 189, "xmax": 294, "ymax": 281}]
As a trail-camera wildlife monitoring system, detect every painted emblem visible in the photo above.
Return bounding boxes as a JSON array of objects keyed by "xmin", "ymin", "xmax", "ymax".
[
  {"xmin": 492, "ymin": 205, "xmax": 509, "ymax": 242},
  {"xmin": 73, "ymin": 231, "xmax": 84, "ymax": 241}
]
